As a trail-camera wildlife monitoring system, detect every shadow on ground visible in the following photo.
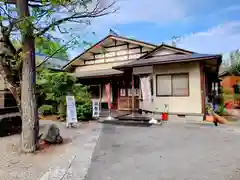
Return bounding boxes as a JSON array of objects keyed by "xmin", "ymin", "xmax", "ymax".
[{"xmin": 0, "ymin": 116, "xmax": 21, "ymax": 137}]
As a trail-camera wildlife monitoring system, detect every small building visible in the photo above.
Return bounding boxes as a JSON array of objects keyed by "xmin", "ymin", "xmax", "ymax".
[
  {"xmin": 219, "ymin": 70, "xmax": 240, "ymax": 91},
  {"xmin": 0, "ymin": 53, "xmax": 66, "ymax": 114},
  {"xmin": 63, "ymin": 34, "xmax": 222, "ymax": 121},
  {"xmin": 219, "ymin": 69, "xmax": 240, "ymax": 106}
]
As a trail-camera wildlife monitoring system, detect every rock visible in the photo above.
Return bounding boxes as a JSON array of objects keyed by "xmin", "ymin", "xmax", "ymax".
[
  {"xmin": 56, "ymin": 135, "xmax": 63, "ymax": 144},
  {"xmin": 41, "ymin": 124, "xmax": 63, "ymax": 144}
]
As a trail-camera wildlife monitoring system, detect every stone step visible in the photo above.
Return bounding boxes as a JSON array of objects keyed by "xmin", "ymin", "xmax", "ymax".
[
  {"xmin": 117, "ymin": 116, "xmax": 151, "ymax": 122},
  {"xmin": 99, "ymin": 119, "xmax": 152, "ymax": 127},
  {"xmin": 117, "ymin": 114, "xmax": 151, "ymax": 122}
]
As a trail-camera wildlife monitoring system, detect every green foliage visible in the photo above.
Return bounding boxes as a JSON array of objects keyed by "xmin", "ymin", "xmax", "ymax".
[
  {"xmin": 35, "ymin": 37, "xmax": 69, "ymax": 59},
  {"xmin": 37, "ymin": 69, "xmax": 75, "ymax": 101},
  {"xmin": 37, "ymin": 69, "xmax": 92, "ymax": 120},
  {"xmin": 39, "ymin": 104, "xmax": 54, "ymax": 115},
  {"xmin": 218, "ymin": 104, "xmax": 225, "ymax": 116},
  {"xmin": 223, "ymin": 50, "xmax": 240, "ymax": 75},
  {"xmin": 73, "ymin": 84, "xmax": 92, "ymax": 119}
]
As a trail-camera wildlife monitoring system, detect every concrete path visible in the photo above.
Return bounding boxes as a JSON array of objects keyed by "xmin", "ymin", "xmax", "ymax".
[
  {"xmin": 0, "ymin": 120, "xmax": 102, "ymax": 180},
  {"xmin": 84, "ymin": 121, "xmax": 240, "ymax": 180},
  {"xmin": 39, "ymin": 121, "xmax": 102, "ymax": 180}
]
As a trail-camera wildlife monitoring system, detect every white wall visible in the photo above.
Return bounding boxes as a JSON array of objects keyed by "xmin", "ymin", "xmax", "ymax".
[
  {"xmin": 140, "ymin": 62, "xmax": 202, "ymax": 114},
  {"xmin": 153, "ymin": 48, "xmax": 177, "ymax": 56},
  {"xmin": 74, "ymin": 61, "xmax": 129, "ymax": 73},
  {"xmin": 83, "ymin": 44, "xmax": 151, "ymax": 65}
]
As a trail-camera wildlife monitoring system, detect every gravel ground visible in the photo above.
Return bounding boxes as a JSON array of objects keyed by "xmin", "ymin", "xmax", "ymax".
[
  {"xmin": 0, "ymin": 120, "xmax": 102, "ymax": 180},
  {"xmin": 84, "ymin": 121, "xmax": 240, "ymax": 180}
]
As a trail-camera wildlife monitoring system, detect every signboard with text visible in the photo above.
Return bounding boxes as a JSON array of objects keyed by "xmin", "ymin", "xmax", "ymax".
[
  {"xmin": 92, "ymin": 100, "xmax": 100, "ymax": 118},
  {"xmin": 66, "ymin": 96, "xmax": 78, "ymax": 125}
]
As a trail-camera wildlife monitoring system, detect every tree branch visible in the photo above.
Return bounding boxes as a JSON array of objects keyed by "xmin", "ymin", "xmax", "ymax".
[
  {"xmin": 34, "ymin": 0, "xmax": 117, "ymax": 37},
  {"xmin": 5, "ymin": 0, "xmax": 50, "ymax": 4},
  {"xmin": 36, "ymin": 35, "xmax": 79, "ymax": 68},
  {"xmin": 28, "ymin": 2, "xmax": 51, "ymax": 8},
  {"xmin": 0, "ymin": 5, "xmax": 16, "ymax": 21}
]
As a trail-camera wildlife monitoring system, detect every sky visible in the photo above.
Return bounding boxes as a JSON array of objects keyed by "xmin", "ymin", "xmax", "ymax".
[{"xmin": 68, "ymin": 0, "xmax": 240, "ymax": 59}]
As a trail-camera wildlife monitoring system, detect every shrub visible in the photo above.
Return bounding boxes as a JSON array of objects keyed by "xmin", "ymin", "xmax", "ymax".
[
  {"xmin": 76, "ymin": 101, "xmax": 92, "ymax": 120},
  {"xmin": 39, "ymin": 105, "xmax": 54, "ymax": 115},
  {"xmin": 72, "ymin": 84, "xmax": 92, "ymax": 120},
  {"xmin": 37, "ymin": 70, "xmax": 93, "ymax": 120},
  {"xmin": 60, "ymin": 84, "xmax": 92, "ymax": 120}
]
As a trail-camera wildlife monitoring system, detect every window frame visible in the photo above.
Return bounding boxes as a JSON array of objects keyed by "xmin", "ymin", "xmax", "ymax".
[{"xmin": 156, "ymin": 73, "xmax": 189, "ymax": 97}]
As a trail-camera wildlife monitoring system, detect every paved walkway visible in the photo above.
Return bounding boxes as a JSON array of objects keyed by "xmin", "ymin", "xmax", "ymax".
[
  {"xmin": 84, "ymin": 121, "xmax": 240, "ymax": 180},
  {"xmin": 39, "ymin": 121, "xmax": 102, "ymax": 180}
]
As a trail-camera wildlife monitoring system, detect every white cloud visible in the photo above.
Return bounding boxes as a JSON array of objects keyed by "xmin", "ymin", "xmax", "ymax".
[
  {"xmin": 109, "ymin": 0, "xmax": 187, "ymax": 24},
  {"xmin": 67, "ymin": 1, "xmax": 240, "ymax": 59},
  {"xmin": 89, "ymin": 0, "xmax": 198, "ymax": 35},
  {"xmin": 177, "ymin": 21, "xmax": 240, "ymax": 54}
]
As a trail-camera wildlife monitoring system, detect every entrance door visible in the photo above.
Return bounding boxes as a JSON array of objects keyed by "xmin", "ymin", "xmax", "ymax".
[
  {"xmin": 118, "ymin": 88, "xmax": 140, "ymax": 110},
  {"xmin": 117, "ymin": 76, "xmax": 140, "ymax": 111}
]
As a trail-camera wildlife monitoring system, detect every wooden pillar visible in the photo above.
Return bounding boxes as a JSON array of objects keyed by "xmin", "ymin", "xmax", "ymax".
[
  {"xmin": 99, "ymin": 84, "xmax": 102, "ymax": 112},
  {"xmin": 200, "ymin": 63, "xmax": 206, "ymax": 118},
  {"xmin": 132, "ymin": 74, "xmax": 134, "ymax": 111}
]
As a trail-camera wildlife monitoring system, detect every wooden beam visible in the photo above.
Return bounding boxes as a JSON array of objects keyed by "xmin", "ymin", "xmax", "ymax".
[
  {"xmin": 84, "ymin": 52, "xmax": 143, "ymax": 64},
  {"xmin": 200, "ymin": 62, "xmax": 206, "ymax": 119},
  {"xmin": 93, "ymin": 46, "xmax": 141, "ymax": 55},
  {"xmin": 102, "ymin": 43, "xmax": 128, "ymax": 49},
  {"xmin": 114, "ymin": 39, "xmax": 117, "ymax": 57},
  {"xmin": 132, "ymin": 74, "xmax": 134, "ymax": 111},
  {"xmin": 127, "ymin": 43, "xmax": 130, "ymax": 61}
]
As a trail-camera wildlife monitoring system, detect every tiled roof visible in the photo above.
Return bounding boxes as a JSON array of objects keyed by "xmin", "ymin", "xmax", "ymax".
[{"xmin": 114, "ymin": 53, "xmax": 221, "ymax": 69}]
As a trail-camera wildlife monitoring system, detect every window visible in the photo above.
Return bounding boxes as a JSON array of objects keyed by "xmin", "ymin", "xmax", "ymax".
[
  {"xmin": 156, "ymin": 75, "xmax": 172, "ymax": 96},
  {"xmin": 172, "ymin": 74, "xmax": 189, "ymax": 96},
  {"xmin": 89, "ymin": 85, "xmax": 100, "ymax": 98},
  {"xmin": 156, "ymin": 73, "xmax": 189, "ymax": 96},
  {"xmin": 120, "ymin": 89, "xmax": 126, "ymax": 96}
]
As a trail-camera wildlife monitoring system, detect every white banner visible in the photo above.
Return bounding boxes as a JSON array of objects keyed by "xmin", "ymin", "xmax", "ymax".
[
  {"xmin": 66, "ymin": 96, "xmax": 78, "ymax": 124},
  {"xmin": 92, "ymin": 100, "xmax": 100, "ymax": 118},
  {"xmin": 140, "ymin": 76, "xmax": 152, "ymax": 102}
]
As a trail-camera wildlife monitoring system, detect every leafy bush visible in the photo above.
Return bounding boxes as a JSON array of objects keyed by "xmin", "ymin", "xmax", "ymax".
[
  {"xmin": 61, "ymin": 84, "xmax": 92, "ymax": 120},
  {"xmin": 39, "ymin": 105, "xmax": 54, "ymax": 115},
  {"xmin": 37, "ymin": 69, "xmax": 92, "ymax": 120},
  {"xmin": 218, "ymin": 104, "xmax": 226, "ymax": 116},
  {"xmin": 76, "ymin": 102, "xmax": 92, "ymax": 120}
]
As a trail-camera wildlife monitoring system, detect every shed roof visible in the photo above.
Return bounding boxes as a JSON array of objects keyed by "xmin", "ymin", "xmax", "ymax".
[{"xmin": 71, "ymin": 69, "xmax": 123, "ymax": 78}]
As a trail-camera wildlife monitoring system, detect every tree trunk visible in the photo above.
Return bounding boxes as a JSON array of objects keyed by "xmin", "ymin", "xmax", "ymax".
[{"xmin": 16, "ymin": 0, "xmax": 39, "ymax": 153}]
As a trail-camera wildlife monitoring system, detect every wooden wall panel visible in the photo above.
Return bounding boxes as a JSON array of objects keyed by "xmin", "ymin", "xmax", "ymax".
[{"xmin": 118, "ymin": 97, "xmax": 139, "ymax": 110}]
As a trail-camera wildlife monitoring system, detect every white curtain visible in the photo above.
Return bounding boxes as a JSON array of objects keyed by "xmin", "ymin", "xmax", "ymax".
[{"xmin": 140, "ymin": 76, "xmax": 152, "ymax": 102}]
